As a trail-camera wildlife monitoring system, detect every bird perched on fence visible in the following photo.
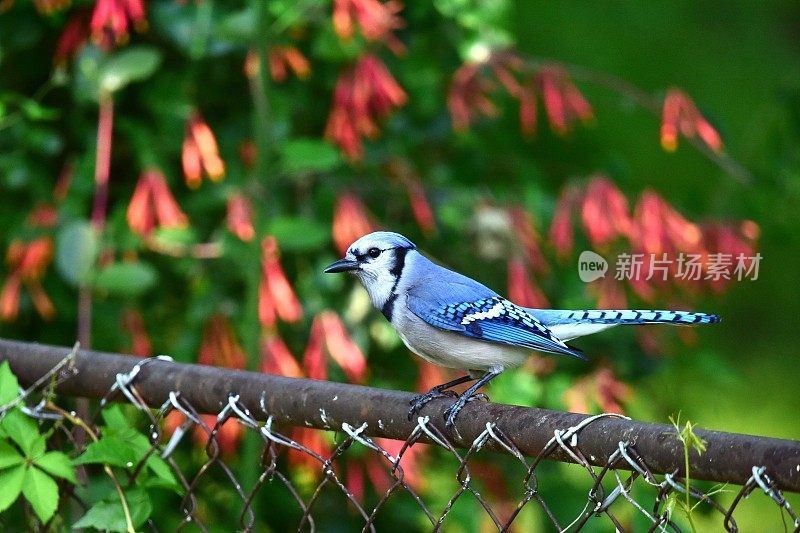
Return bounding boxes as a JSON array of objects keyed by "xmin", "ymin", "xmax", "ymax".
[{"xmin": 324, "ymin": 231, "xmax": 719, "ymax": 427}]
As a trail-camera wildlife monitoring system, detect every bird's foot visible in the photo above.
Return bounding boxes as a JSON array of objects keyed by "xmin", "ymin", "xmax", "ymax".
[
  {"xmin": 443, "ymin": 393, "xmax": 487, "ymax": 428},
  {"xmin": 408, "ymin": 389, "xmax": 458, "ymax": 421}
]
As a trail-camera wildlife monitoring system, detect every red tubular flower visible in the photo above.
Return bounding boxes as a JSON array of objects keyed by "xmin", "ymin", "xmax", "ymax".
[
  {"xmin": 549, "ymin": 184, "xmax": 582, "ymax": 259},
  {"xmin": 661, "ymin": 88, "xmax": 723, "ymax": 153},
  {"xmin": 318, "ymin": 311, "xmax": 367, "ymax": 383},
  {"xmin": 261, "ymin": 334, "xmax": 303, "ymax": 378},
  {"xmin": 198, "ymin": 315, "xmax": 246, "ymax": 369},
  {"xmin": 267, "ymin": 45, "xmax": 311, "ymax": 82},
  {"xmin": 1, "ymin": 238, "xmax": 55, "ymax": 321},
  {"xmin": 226, "ymin": 193, "xmax": 255, "ymax": 242},
  {"xmin": 90, "ymin": 0, "xmax": 147, "ymax": 46},
  {"xmin": 332, "ymin": 0, "xmax": 405, "ymax": 54},
  {"xmin": 303, "ymin": 319, "xmax": 327, "ymax": 381},
  {"xmin": 325, "ymin": 54, "xmax": 407, "ymax": 160},
  {"xmin": 183, "ymin": 113, "xmax": 225, "ymax": 188},
  {"xmin": 632, "ymin": 191, "xmax": 702, "ymax": 257},
  {"xmin": 536, "ymin": 65, "xmax": 593, "ymax": 135},
  {"xmin": 508, "ymin": 207, "xmax": 547, "ymax": 274},
  {"xmin": 580, "ymin": 175, "xmax": 632, "ymax": 248},
  {"xmin": 507, "ymin": 257, "xmax": 548, "ymax": 308},
  {"xmin": 447, "ymin": 62, "xmax": 498, "ymax": 132},
  {"xmin": 563, "ymin": 367, "xmax": 631, "ymax": 415},
  {"xmin": 54, "ymin": 10, "xmax": 91, "ymax": 65},
  {"xmin": 126, "ymin": 169, "xmax": 189, "ymax": 236},
  {"xmin": 332, "ymin": 193, "xmax": 376, "ymax": 255},
  {"xmin": 122, "ymin": 309, "xmax": 151, "ymax": 356},
  {"xmin": 259, "ymin": 236, "xmax": 303, "ymax": 325},
  {"xmin": 194, "ymin": 317, "xmax": 248, "ymax": 452},
  {"xmin": 27, "ymin": 204, "xmax": 59, "ymax": 228},
  {"xmin": 406, "ymin": 179, "xmax": 436, "ymax": 235}
]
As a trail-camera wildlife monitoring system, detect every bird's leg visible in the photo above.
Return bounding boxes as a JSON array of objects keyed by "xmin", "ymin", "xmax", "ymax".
[
  {"xmin": 443, "ymin": 367, "xmax": 503, "ymax": 428},
  {"xmin": 408, "ymin": 374, "xmax": 474, "ymax": 420}
]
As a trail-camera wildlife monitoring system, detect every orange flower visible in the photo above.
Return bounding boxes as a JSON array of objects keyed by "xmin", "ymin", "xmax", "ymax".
[
  {"xmin": 126, "ymin": 169, "xmax": 189, "ymax": 235},
  {"xmin": 226, "ymin": 193, "xmax": 255, "ymax": 242},
  {"xmin": 549, "ymin": 184, "xmax": 581, "ymax": 258},
  {"xmin": 121, "ymin": 309, "xmax": 151, "ymax": 356},
  {"xmin": 536, "ymin": 65, "xmax": 593, "ymax": 135},
  {"xmin": 580, "ymin": 175, "xmax": 631, "ymax": 248},
  {"xmin": 90, "ymin": 0, "xmax": 146, "ymax": 46},
  {"xmin": 631, "ymin": 191, "xmax": 703, "ymax": 257},
  {"xmin": 661, "ymin": 88, "xmax": 723, "ymax": 153},
  {"xmin": 332, "ymin": 0, "xmax": 405, "ymax": 54},
  {"xmin": 303, "ymin": 319, "xmax": 327, "ymax": 381},
  {"xmin": 387, "ymin": 160, "xmax": 436, "ymax": 235},
  {"xmin": 507, "ymin": 257, "xmax": 548, "ymax": 309},
  {"xmin": 259, "ymin": 236, "xmax": 303, "ymax": 326},
  {"xmin": 1, "ymin": 237, "xmax": 55, "ymax": 321},
  {"xmin": 325, "ymin": 54, "xmax": 407, "ymax": 160},
  {"xmin": 267, "ymin": 45, "xmax": 311, "ymax": 82},
  {"xmin": 317, "ymin": 311, "xmax": 367, "ymax": 383},
  {"xmin": 198, "ymin": 315, "xmax": 247, "ymax": 369},
  {"xmin": 182, "ymin": 112, "xmax": 225, "ymax": 188},
  {"xmin": 508, "ymin": 206, "xmax": 547, "ymax": 274},
  {"xmin": 261, "ymin": 334, "xmax": 303, "ymax": 378},
  {"xmin": 332, "ymin": 193, "xmax": 375, "ymax": 255},
  {"xmin": 563, "ymin": 367, "xmax": 631, "ymax": 415},
  {"xmin": 447, "ymin": 62, "xmax": 498, "ymax": 132}
]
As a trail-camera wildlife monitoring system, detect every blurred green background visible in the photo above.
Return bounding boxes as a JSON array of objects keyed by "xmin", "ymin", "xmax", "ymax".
[{"xmin": 1, "ymin": 0, "xmax": 798, "ymax": 530}]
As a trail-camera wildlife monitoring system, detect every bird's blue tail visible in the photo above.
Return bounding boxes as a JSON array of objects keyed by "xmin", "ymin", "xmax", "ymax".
[
  {"xmin": 527, "ymin": 309, "xmax": 719, "ymax": 342},
  {"xmin": 534, "ymin": 309, "xmax": 720, "ymax": 326}
]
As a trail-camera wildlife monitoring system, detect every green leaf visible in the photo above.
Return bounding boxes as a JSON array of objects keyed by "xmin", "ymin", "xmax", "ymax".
[
  {"xmin": 0, "ymin": 409, "xmax": 39, "ymax": 456},
  {"xmin": 101, "ymin": 405, "xmax": 131, "ymax": 430},
  {"xmin": 0, "ymin": 464, "xmax": 25, "ymax": 513},
  {"xmin": 0, "ymin": 361, "xmax": 20, "ymax": 404},
  {"xmin": 55, "ymin": 221, "xmax": 98, "ymax": 287},
  {"xmin": 35, "ymin": 451, "xmax": 76, "ymax": 484},
  {"xmin": 72, "ymin": 435, "xmax": 140, "ymax": 468},
  {"xmin": 266, "ymin": 217, "xmax": 329, "ymax": 252},
  {"xmin": 29, "ymin": 435, "xmax": 46, "ymax": 459},
  {"xmin": 145, "ymin": 455, "xmax": 178, "ymax": 487},
  {"xmin": 94, "ymin": 262, "xmax": 157, "ymax": 297},
  {"xmin": 73, "ymin": 488, "xmax": 152, "ymax": 532},
  {"xmin": 100, "ymin": 47, "xmax": 163, "ymax": 93},
  {"xmin": 0, "ymin": 440, "xmax": 24, "ymax": 469},
  {"xmin": 22, "ymin": 466, "xmax": 59, "ymax": 523},
  {"xmin": 280, "ymin": 138, "xmax": 342, "ymax": 173}
]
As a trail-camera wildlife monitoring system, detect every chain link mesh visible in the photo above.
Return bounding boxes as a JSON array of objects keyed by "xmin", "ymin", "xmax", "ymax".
[{"xmin": 1, "ymin": 348, "xmax": 799, "ymax": 532}]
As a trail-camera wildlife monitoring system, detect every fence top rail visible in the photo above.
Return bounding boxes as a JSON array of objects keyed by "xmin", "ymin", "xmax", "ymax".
[{"xmin": 1, "ymin": 338, "xmax": 798, "ymax": 493}]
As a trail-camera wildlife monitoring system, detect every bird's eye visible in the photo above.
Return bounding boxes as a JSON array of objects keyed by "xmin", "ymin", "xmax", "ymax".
[{"xmin": 367, "ymin": 247, "xmax": 381, "ymax": 259}]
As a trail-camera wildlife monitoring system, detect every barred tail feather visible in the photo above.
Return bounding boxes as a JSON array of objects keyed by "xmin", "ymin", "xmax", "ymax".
[
  {"xmin": 526, "ymin": 309, "xmax": 720, "ymax": 342},
  {"xmin": 559, "ymin": 309, "xmax": 720, "ymax": 325}
]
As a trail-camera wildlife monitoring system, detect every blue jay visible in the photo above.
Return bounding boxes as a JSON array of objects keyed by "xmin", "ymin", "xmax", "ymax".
[{"xmin": 324, "ymin": 231, "xmax": 719, "ymax": 427}]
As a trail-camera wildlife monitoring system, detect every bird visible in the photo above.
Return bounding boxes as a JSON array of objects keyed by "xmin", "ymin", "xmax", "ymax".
[{"xmin": 324, "ymin": 231, "xmax": 719, "ymax": 427}]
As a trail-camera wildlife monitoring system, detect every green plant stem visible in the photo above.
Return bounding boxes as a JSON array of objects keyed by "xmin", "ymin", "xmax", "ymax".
[{"xmin": 48, "ymin": 403, "xmax": 135, "ymax": 533}]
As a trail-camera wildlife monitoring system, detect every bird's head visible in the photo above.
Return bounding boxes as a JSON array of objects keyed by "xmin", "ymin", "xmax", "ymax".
[{"xmin": 324, "ymin": 231, "xmax": 416, "ymax": 309}]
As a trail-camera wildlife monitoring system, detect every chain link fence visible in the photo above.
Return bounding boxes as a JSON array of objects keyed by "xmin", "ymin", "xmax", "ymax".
[{"xmin": 1, "ymin": 339, "xmax": 799, "ymax": 532}]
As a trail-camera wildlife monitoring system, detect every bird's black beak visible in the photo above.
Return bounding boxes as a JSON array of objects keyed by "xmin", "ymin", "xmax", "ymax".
[{"xmin": 324, "ymin": 258, "xmax": 360, "ymax": 273}]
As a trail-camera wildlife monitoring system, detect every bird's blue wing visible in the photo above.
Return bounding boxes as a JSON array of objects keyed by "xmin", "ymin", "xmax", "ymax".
[{"xmin": 406, "ymin": 282, "xmax": 585, "ymax": 359}]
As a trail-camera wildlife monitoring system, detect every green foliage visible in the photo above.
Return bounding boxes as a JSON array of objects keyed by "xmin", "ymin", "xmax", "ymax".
[
  {"xmin": 0, "ymin": 362, "xmax": 76, "ymax": 523},
  {"xmin": 1, "ymin": 0, "xmax": 799, "ymax": 529}
]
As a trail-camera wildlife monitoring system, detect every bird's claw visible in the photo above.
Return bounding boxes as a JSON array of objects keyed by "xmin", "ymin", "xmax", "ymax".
[
  {"xmin": 443, "ymin": 393, "xmax": 487, "ymax": 427},
  {"xmin": 407, "ymin": 389, "xmax": 458, "ymax": 421}
]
